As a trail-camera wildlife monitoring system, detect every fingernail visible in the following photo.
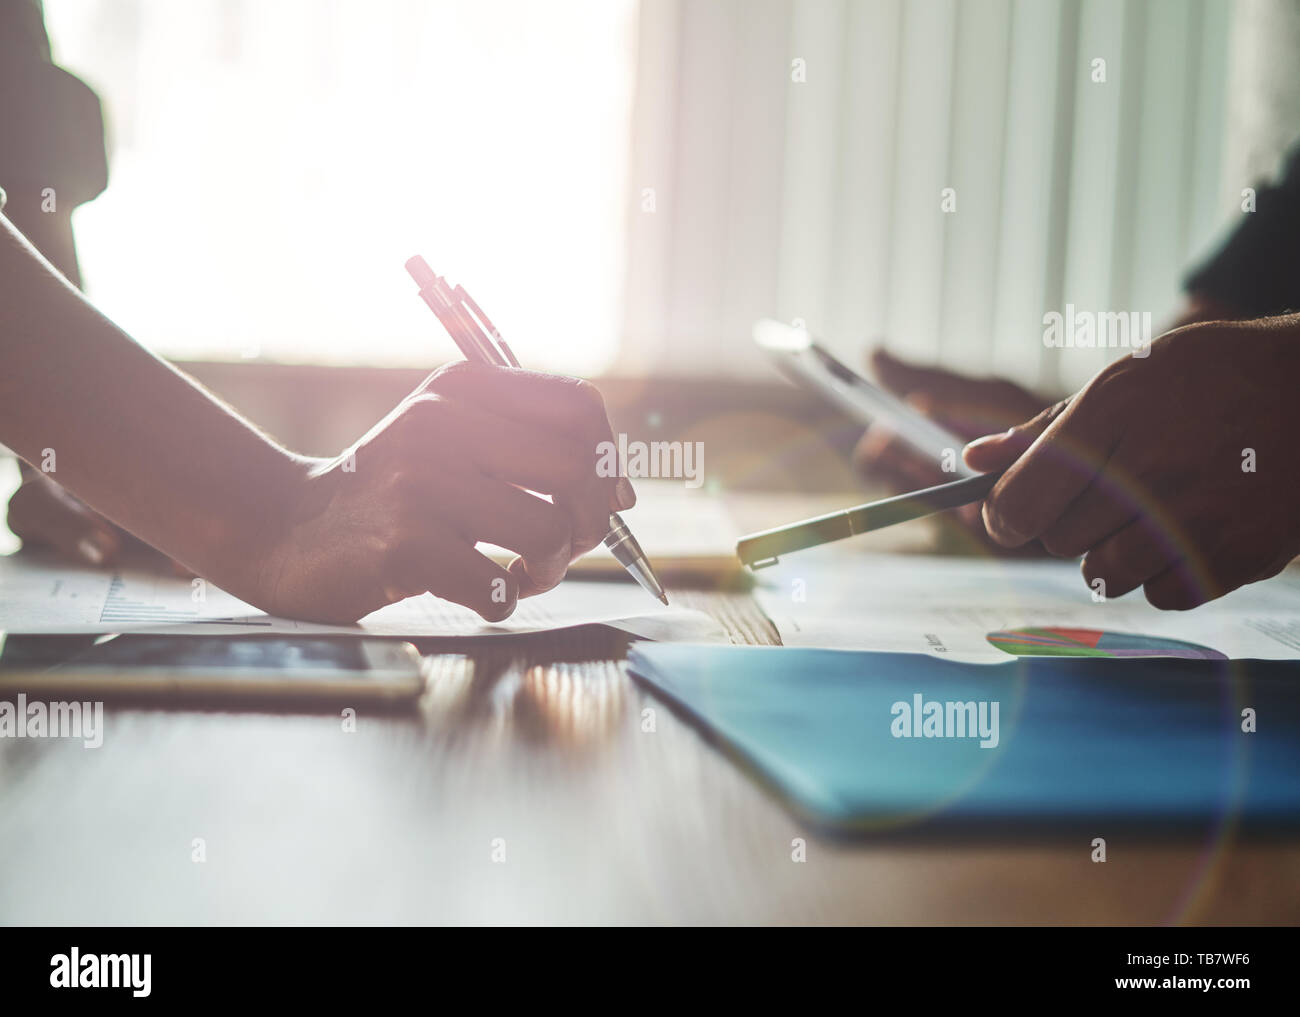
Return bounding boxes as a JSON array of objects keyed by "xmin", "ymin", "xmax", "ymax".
[
  {"xmin": 615, "ymin": 476, "xmax": 637, "ymax": 510},
  {"xmin": 77, "ymin": 536, "xmax": 105, "ymax": 565},
  {"xmin": 964, "ymin": 429, "xmax": 1014, "ymax": 451}
]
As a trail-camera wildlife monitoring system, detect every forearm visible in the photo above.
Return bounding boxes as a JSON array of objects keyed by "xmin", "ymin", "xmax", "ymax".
[{"xmin": 0, "ymin": 214, "xmax": 312, "ymax": 596}]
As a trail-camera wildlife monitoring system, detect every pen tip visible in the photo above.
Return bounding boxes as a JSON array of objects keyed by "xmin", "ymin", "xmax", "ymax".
[{"xmin": 658, "ymin": 592, "xmax": 670, "ymax": 606}]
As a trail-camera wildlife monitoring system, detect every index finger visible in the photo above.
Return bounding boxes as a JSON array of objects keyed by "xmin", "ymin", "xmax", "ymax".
[
  {"xmin": 982, "ymin": 374, "xmax": 1123, "ymax": 547},
  {"xmin": 422, "ymin": 362, "xmax": 616, "ymax": 448}
]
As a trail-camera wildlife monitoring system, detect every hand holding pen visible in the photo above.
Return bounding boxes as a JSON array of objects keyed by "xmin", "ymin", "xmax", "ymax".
[{"xmin": 406, "ymin": 256, "xmax": 667, "ymax": 605}]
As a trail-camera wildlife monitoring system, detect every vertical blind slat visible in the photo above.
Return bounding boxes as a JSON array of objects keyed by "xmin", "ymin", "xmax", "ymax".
[
  {"xmin": 938, "ymin": 0, "xmax": 1013, "ymax": 378},
  {"xmin": 825, "ymin": 0, "xmax": 903, "ymax": 356},
  {"xmin": 885, "ymin": 0, "xmax": 958, "ymax": 364},
  {"xmin": 990, "ymin": 0, "xmax": 1070, "ymax": 388},
  {"xmin": 776, "ymin": 0, "xmax": 848, "ymax": 345}
]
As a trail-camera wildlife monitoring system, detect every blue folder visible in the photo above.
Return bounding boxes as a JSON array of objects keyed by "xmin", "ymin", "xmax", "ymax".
[{"xmin": 626, "ymin": 645, "xmax": 1300, "ymax": 834}]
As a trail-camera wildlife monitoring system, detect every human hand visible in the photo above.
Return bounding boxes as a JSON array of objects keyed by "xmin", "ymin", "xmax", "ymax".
[
  {"xmin": 853, "ymin": 349, "xmax": 1051, "ymax": 486},
  {"xmin": 7, "ymin": 465, "xmax": 124, "ymax": 565},
  {"xmin": 851, "ymin": 348, "xmax": 1052, "ymax": 545},
  {"xmin": 965, "ymin": 316, "xmax": 1300, "ymax": 608},
  {"xmin": 248, "ymin": 362, "xmax": 636, "ymax": 624}
]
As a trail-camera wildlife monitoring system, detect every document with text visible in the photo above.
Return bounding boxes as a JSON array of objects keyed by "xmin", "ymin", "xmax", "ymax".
[{"xmin": 755, "ymin": 551, "xmax": 1300, "ymax": 661}]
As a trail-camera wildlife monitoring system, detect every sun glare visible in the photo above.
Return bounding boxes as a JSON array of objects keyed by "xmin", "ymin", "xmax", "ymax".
[{"xmin": 43, "ymin": 0, "xmax": 638, "ymax": 374}]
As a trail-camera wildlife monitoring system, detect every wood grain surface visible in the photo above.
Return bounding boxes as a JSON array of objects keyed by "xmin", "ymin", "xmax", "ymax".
[{"xmin": 1, "ymin": 586, "xmax": 1297, "ymax": 925}]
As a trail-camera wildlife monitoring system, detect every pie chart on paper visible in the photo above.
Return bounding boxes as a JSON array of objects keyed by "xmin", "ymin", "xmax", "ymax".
[{"xmin": 985, "ymin": 626, "xmax": 1227, "ymax": 660}]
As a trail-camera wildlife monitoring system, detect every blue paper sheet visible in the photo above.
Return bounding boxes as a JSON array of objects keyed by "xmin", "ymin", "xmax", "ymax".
[{"xmin": 626, "ymin": 645, "xmax": 1300, "ymax": 833}]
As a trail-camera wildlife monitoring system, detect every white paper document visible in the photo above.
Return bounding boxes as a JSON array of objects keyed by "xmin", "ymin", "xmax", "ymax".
[
  {"xmin": 754, "ymin": 550, "xmax": 1300, "ymax": 661},
  {"xmin": 0, "ymin": 551, "xmax": 725, "ymax": 642}
]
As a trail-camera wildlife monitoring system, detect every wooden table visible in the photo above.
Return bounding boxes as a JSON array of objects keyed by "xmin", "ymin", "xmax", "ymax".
[{"xmin": 1, "ymin": 584, "xmax": 1298, "ymax": 926}]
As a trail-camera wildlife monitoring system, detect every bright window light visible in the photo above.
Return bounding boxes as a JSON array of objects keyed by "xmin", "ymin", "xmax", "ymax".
[{"xmin": 42, "ymin": 0, "xmax": 638, "ymax": 374}]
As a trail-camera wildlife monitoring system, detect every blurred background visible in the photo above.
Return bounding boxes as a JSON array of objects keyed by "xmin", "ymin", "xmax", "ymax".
[{"xmin": 20, "ymin": 0, "xmax": 1300, "ymax": 476}]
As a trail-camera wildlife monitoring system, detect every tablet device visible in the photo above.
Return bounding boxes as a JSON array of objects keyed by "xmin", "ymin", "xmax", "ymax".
[
  {"xmin": 0, "ymin": 634, "xmax": 425, "ymax": 706},
  {"xmin": 753, "ymin": 318, "xmax": 977, "ymax": 477}
]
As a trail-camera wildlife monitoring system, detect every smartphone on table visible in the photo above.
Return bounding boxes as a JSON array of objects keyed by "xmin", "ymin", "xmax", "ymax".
[{"xmin": 0, "ymin": 634, "xmax": 425, "ymax": 708}]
